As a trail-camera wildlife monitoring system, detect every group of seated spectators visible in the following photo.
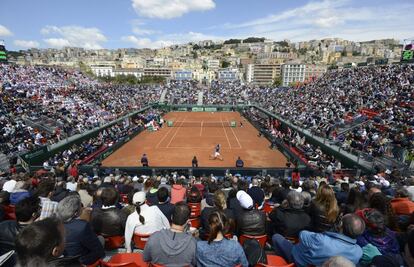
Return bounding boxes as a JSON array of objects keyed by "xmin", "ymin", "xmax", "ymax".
[
  {"xmin": 164, "ymin": 80, "xmax": 200, "ymax": 105},
  {"xmin": 0, "ymin": 165, "xmax": 413, "ymax": 266}
]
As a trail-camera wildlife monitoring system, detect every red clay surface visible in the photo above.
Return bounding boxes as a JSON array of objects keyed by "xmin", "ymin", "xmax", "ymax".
[{"xmin": 102, "ymin": 112, "xmax": 288, "ymax": 168}]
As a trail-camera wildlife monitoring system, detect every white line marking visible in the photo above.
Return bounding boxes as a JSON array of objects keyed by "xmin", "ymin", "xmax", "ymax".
[
  {"xmin": 200, "ymin": 121, "xmax": 203, "ymax": 136},
  {"xmin": 156, "ymin": 125, "xmax": 174, "ymax": 149},
  {"xmin": 221, "ymin": 116, "xmax": 232, "ymax": 149},
  {"xmin": 227, "ymin": 119, "xmax": 242, "ymax": 148},
  {"xmin": 166, "ymin": 115, "xmax": 187, "ymax": 148}
]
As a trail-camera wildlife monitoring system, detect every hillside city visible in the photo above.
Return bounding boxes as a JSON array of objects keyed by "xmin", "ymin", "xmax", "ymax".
[{"xmin": 6, "ymin": 37, "xmax": 402, "ymax": 86}]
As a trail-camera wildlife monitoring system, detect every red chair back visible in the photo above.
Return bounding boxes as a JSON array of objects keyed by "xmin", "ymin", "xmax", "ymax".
[
  {"xmin": 4, "ymin": 205, "xmax": 16, "ymax": 220},
  {"xmin": 239, "ymin": 234, "xmax": 267, "ymax": 248},
  {"xmin": 189, "ymin": 218, "xmax": 201, "ymax": 229},
  {"xmin": 188, "ymin": 203, "xmax": 201, "ymax": 218},
  {"xmin": 133, "ymin": 233, "xmax": 151, "ymax": 250},
  {"xmin": 104, "ymin": 235, "xmax": 125, "ymax": 250},
  {"xmin": 101, "ymin": 253, "xmax": 148, "ymax": 267}
]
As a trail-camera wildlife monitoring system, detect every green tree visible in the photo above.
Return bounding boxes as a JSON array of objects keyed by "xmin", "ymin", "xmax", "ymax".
[
  {"xmin": 221, "ymin": 60, "xmax": 230, "ymax": 68},
  {"xmin": 273, "ymin": 77, "xmax": 283, "ymax": 87}
]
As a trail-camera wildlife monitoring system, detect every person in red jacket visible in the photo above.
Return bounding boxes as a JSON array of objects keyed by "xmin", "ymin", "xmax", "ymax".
[
  {"xmin": 391, "ymin": 187, "xmax": 414, "ymax": 216},
  {"xmin": 291, "ymin": 168, "xmax": 300, "ymax": 183}
]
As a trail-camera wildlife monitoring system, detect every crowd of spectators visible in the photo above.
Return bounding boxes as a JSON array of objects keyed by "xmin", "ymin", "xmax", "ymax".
[
  {"xmin": 0, "ymin": 167, "xmax": 413, "ymax": 266},
  {"xmin": 164, "ymin": 80, "xmax": 200, "ymax": 105}
]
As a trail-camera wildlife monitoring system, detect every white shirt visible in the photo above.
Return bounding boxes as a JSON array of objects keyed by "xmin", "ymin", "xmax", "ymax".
[
  {"xmin": 2, "ymin": 180, "xmax": 16, "ymax": 193},
  {"xmin": 124, "ymin": 204, "xmax": 170, "ymax": 252},
  {"xmin": 66, "ymin": 182, "xmax": 77, "ymax": 192}
]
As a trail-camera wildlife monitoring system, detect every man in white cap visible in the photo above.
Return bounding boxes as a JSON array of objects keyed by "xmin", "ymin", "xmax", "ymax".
[
  {"xmin": 124, "ymin": 192, "xmax": 170, "ymax": 252},
  {"xmin": 235, "ymin": 190, "xmax": 266, "ymax": 236}
]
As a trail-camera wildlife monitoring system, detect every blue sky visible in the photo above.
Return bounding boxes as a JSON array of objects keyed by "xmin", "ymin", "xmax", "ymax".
[{"xmin": 1, "ymin": 0, "xmax": 413, "ymax": 50}]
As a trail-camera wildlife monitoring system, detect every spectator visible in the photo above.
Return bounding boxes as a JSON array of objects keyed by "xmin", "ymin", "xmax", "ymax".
[
  {"xmin": 236, "ymin": 191, "xmax": 266, "ymax": 236},
  {"xmin": 143, "ymin": 202, "xmax": 196, "ymax": 266},
  {"xmin": 235, "ymin": 157, "xmax": 244, "ymax": 168},
  {"xmin": 291, "ymin": 168, "xmax": 300, "ymax": 183},
  {"xmin": 272, "ymin": 214, "xmax": 365, "ymax": 266},
  {"xmin": 269, "ymin": 191, "xmax": 311, "ymax": 238},
  {"xmin": 187, "ymin": 186, "xmax": 202, "ymax": 204},
  {"xmin": 14, "ymin": 217, "xmax": 67, "ymax": 267},
  {"xmin": 156, "ymin": 187, "xmax": 175, "ymax": 222},
  {"xmin": 197, "ymin": 211, "xmax": 248, "ymax": 267},
  {"xmin": 66, "ymin": 176, "xmax": 77, "ymax": 192},
  {"xmin": 336, "ymin": 182, "xmax": 350, "ymax": 206},
  {"xmin": 91, "ymin": 187, "xmax": 127, "ymax": 237},
  {"xmin": 146, "ymin": 179, "xmax": 159, "ymax": 206},
  {"xmin": 122, "ymin": 190, "xmax": 138, "ymax": 216},
  {"xmin": 0, "ymin": 196, "xmax": 41, "ymax": 267},
  {"xmin": 356, "ymin": 209, "xmax": 400, "ymax": 264},
  {"xmin": 57, "ymin": 195, "xmax": 104, "ymax": 265},
  {"xmin": 369, "ymin": 192, "xmax": 398, "ymax": 231},
  {"xmin": 200, "ymin": 190, "xmax": 235, "ymax": 238},
  {"xmin": 77, "ymin": 178, "xmax": 93, "ymax": 208},
  {"xmin": 322, "ymin": 256, "xmax": 355, "ymax": 267},
  {"xmin": 247, "ymin": 178, "xmax": 265, "ymax": 209},
  {"xmin": 124, "ymin": 191, "xmax": 170, "ymax": 252},
  {"xmin": 201, "ymin": 181, "xmax": 218, "ymax": 211},
  {"xmin": 390, "ymin": 187, "xmax": 414, "ymax": 216},
  {"xmin": 35, "ymin": 179, "xmax": 58, "ymax": 220},
  {"xmin": 9, "ymin": 181, "xmax": 30, "ymax": 205},
  {"xmin": 309, "ymin": 184, "xmax": 339, "ymax": 232},
  {"xmin": 171, "ymin": 178, "xmax": 187, "ymax": 204},
  {"xmin": 343, "ymin": 187, "xmax": 368, "ymax": 214}
]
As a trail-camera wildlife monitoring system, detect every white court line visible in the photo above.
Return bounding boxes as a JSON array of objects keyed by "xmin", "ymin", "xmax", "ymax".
[
  {"xmin": 200, "ymin": 121, "xmax": 203, "ymax": 136},
  {"xmin": 227, "ymin": 119, "xmax": 242, "ymax": 148},
  {"xmin": 166, "ymin": 146, "xmax": 243, "ymax": 149},
  {"xmin": 165, "ymin": 115, "xmax": 187, "ymax": 148},
  {"xmin": 220, "ymin": 116, "xmax": 232, "ymax": 149},
  {"xmin": 155, "ymin": 119, "xmax": 175, "ymax": 149}
]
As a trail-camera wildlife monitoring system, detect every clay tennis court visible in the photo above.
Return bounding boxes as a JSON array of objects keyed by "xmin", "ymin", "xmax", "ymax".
[{"xmin": 102, "ymin": 112, "xmax": 288, "ymax": 168}]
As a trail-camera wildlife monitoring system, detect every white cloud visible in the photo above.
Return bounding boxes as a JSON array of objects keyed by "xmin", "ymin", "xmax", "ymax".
[
  {"xmin": 0, "ymin": 25, "xmax": 13, "ymax": 36},
  {"xmin": 216, "ymin": 0, "xmax": 413, "ymax": 42},
  {"xmin": 43, "ymin": 38, "xmax": 71, "ymax": 48},
  {"xmin": 131, "ymin": 0, "xmax": 215, "ymax": 19},
  {"xmin": 41, "ymin": 25, "xmax": 107, "ymax": 49},
  {"xmin": 13, "ymin": 40, "xmax": 40, "ymax": 48},
  {"xmin": 122, "ymin": 31, "xmax": 223, "ymax": 49}
]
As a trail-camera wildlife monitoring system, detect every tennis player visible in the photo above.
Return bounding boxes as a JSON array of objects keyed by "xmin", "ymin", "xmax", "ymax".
[{"xmin": 209, "ymin": 144, "xmax": 223, "ymax": 161}]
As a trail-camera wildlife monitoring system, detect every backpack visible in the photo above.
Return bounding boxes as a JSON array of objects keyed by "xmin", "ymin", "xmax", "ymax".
[{"xmin": 242, "ymin": 239, "xmax": 267, "ymax": 267}]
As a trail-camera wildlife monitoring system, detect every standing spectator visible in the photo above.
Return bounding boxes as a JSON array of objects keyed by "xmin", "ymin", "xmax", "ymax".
[
  {"xmin": 192, "ymin": 156, "xmax": 198, "ymax": 168},
  {"xmin": 90, "ymin": 187, "xmax": 127, "ymax": 237},
  {"xmin": 291, "ymin": 168, "xmax": 300, "ymax": 183},
  {"xmin": 156, "ymin": 187, "xmax": 175, "ymax": 223},
  {"xmin": 272, "ymin": 214, "xmax": 365, "ymax": 266},
  {"xmin": 144, "ymin": 202, "xmax": 197, "ymax": 266},
  {"xmin": 124, "ymin": 192, "xmax": 170, "ymax": 252},
  {"xmin": 57, "ymin": 195, "xmax": 105, "ymax": 265},
  {"xmin": 235, "ymin": 157, "xmax": 244, "ymax": 168},
  {"xmin": 171, "ymin": 178, "xmax": 187, "ymax": 204},
  {"xmin": 141, "ymin": 153, "xmax": 149, "ymax": 167},
  {"xmin": 197, "ymin": 211, "xmax": 248, "ymax": 267}
]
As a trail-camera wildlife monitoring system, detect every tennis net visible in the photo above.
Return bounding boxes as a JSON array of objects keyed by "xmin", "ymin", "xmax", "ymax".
[{"xmin": 167, "ymin": 121, "xmax": 236, "ymax": 127}]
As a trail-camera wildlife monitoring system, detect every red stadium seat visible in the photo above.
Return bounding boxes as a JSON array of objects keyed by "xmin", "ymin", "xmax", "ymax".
[
  {"xmin": 254, "ymin": 255, "xmax": 295, "ymax": 266},
  {"xmin": 101, "ymin": 253, "xmax": 148, "ymax": 267},
  {"xmin": 188, "ymin": 203, "xmax": 201, "ymax": 218},
  {"xmin": 133, "ymin": 233, "xmax": 151, "ymax": 250},
  {"xmin": 3, "ymin": 205, "xmax": 16, "ymax": 220},
  {"xmin": 189, "ymin": 218, "xmax": 201, "ymax": 229},
  {"xmin": 239, "ymin": 234, "xmax": 267, "ymax": 248},
  {"xmin": 104, "ymin": 235, "xmax": 125, "ymax": 250}
]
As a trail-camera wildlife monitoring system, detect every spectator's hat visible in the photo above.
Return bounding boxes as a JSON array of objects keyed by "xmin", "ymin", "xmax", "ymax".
[
  {"xmin": 132, "ymin": 176, "xmax": 139, "ymax": 182},
  {"xmin": 133, "ymin": 191, "xmax": 146, "ymax": 205},
  {"xmin": 104, "ymin": 176, "xmax": 111, "ymax": 183},
  {"xmin": 160, "ymin": 177, "xmax": 167, "ymax": 184},
  {"xmin": 237, "ymin": 190, "xmax": 253, "ymax": 209}
]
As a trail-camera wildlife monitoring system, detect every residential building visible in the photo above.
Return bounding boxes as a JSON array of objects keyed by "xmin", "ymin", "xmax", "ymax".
[
  {"xmin": 249, "ymin": 64, "xmax": 282, "ymax": 85},
  {"xmin": 217, "ymin": 68, "xmax": 239, "ymax": 81},
  {"xmin": 90, "ymin": 64, "xmax": 115, "ymax": 77},
  {"xmin": 207, "ymin": 59, "xmax": 220, "ymax": 70},
  {"xmin": 144, "ymin": 67, "xmax": 172, "ymax": 78},
  {"xmin": 282, "ymin": 64, "xmax": 326, "ymax": 86},
  {"xmin": 113, "ymin": 68, "xmax": 143, "ymax": 79},
  {"xmin": 174, "ymin": 70, "xmax": 193, "ymax": 80}
]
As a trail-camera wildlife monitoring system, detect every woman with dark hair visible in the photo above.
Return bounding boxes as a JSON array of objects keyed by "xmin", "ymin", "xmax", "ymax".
[
  {"xmin": 308, "ymin": 184, "xmax": 340, "ymax": 232},
  {"xmin": 196, "ymin": 211, "xmax": 248, "ymax": 267},
  {"xmin": 343, "ymin": 187, "xmax": 368, "ymax": 214},
  {"xmin": 369, "ymin": 192, "xmax": 399, "ymax": 231},
  {"xmin": 200, "ymin": 190, "xmax": 235, "ymax": 239}
]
